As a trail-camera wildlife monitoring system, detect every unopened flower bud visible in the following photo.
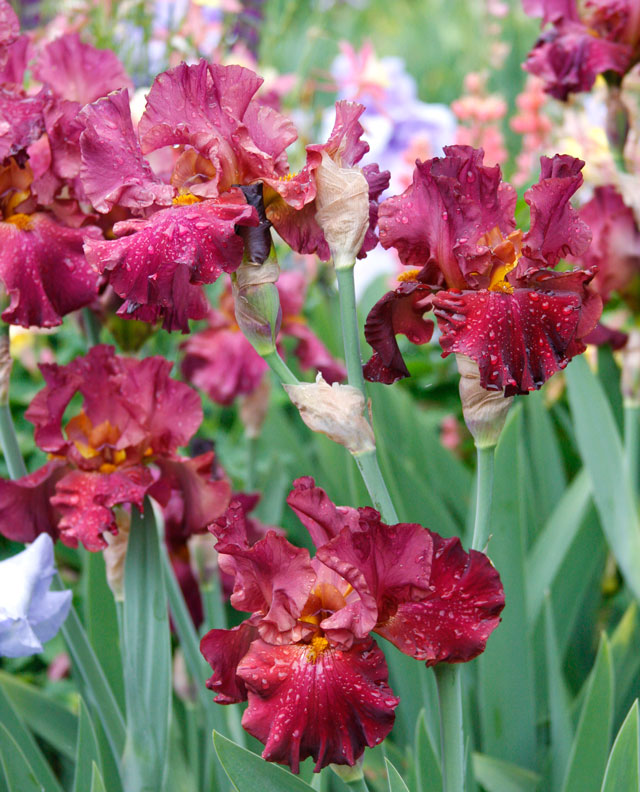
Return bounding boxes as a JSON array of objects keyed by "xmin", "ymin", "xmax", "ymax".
[
  {"xmin": 315, "ymin": 151, "xmax": 370, "ymax": 270},
  {"xmin": 456, "ymin": 355, "xmax": 513, "ymax": 448},
  {"xmin": 621, "ymin": 328, "xmax": 640, "ymax": 407},
  {"xmin": 103, "ymin": 508, "xmax": 131, "ymax": 601},
  {"xmin": 284, "ymin": 373, "xmax": 375, "ymax": 455},
  {"xmin": 233, "ymin": 279, "xmax": 282, "ymax": 357}
]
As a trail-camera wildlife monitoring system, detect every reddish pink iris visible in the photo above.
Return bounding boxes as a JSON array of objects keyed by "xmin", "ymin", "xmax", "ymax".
[
  {"xmin": 522, "ymin": 0, "xmax": 640, "ymax": 99},
  {"xmin": 200, "ymin": 477, "xmax": 504, "ymax": 773},
  {"xmin": 364, "ymin": 146, "xmax": 602, "ymax": 395},
  {"xmin": 0, "ymin": 346, "xmax": 230, "ymax": 550}
]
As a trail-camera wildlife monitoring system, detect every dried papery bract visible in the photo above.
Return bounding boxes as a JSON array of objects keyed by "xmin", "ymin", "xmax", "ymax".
[
  {"xmin": 456, "ymin": 354, "xmax": 513, "ymax": 448},
  {"xmin": 284, "ymin": 374, "xmax": 375, "ymax": 455},
  {"xmin": 315, "ymin": 151, "xmax": 370, "ymax": 269}
]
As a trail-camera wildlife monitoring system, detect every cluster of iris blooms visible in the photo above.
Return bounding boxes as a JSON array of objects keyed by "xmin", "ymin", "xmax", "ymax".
[{"xmin": 1, "ymin": 0, "xmax": 639, "ymax": 776}]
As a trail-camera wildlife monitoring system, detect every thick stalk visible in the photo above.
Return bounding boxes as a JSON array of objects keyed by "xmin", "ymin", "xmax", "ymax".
[
  {"xmin": 434, "ymin": 664, "xmax": 465, "ymax": 792},
  {"xmin": 354, "ymin": 449, "xmax": 398, "ymax": 524},
  {"xmin": 624, "ymin": 403, "xmax": 640, "ymax": 496},
  {"xmin": 263, "ymin": 348, "xmax": 299, "ymax": 386},
  {"xmin": 335, "ymin": 264, "xmax": 399, "ymax": 524},
  {"xmin": 471, "ymin": 445, "xmax": 495, "ymax": 552},
  {"xmin": 335, "ymin": 266, "xmax": 366, "ymax": 394}
]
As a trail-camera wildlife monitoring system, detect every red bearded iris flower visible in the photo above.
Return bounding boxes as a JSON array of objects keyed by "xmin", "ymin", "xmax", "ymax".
[
  {"xmin": 522, "ymin": 0, "xmax": 640, "ymax": 99},
  {"xmin": 0, "ymin": 346, "xmax": 230, "ymax": 550},
  {"xmin": 200, "ymin": 476, "xmax": 504, "ymax": 773},
  {"xmin": 79, "ymin": 63, "xmax": 388, "ymax": 332},
  {"xmin": 363, "ymin": 146, "xmax": 602, "ymax": 395}
]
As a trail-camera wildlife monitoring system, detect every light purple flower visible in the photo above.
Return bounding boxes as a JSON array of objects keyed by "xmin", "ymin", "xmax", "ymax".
[{"xmin": 0, "ymin": 534, "xmax": 71, "ymax": 658}]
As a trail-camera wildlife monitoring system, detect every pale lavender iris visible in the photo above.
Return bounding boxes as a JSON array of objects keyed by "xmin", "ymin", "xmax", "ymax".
[{"xmin": 0, "ymin": 534, "xmax": 71, "ymax": 658}]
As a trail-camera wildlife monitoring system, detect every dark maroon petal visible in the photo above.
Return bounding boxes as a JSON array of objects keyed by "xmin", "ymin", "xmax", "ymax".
[
  {"xmin": 267, "ymin": 197, "xmax": 329, "ymax": 260},
  {"xmin": 523, "ymin": 24, "xmax": 631, "ymax": 100},
  {"xmin": 151, "ymin": 453, "xmax": 230, "ymax": 537},
  {"xmin": 181, "ymin": 324, "xmax": 268, "ymax": 406},
  {"xmin": 238, "ymin": 637, "xmax": 397, "ymax": 773},
  {"xmin": 33, "ymin": 33, "xmax": 132, "ymax": 105},
  {"xmin": 79, "ymin": 89, "xmax": 175, "ymax": 213},
  {"xmin": 0, "ymin": 214, "xmax": 101, "ymax": 328},
  {"xmin": 0, "ymin": 461, "xmax": 67, "ymax": 542},
  {"xmin": 520, "ymin": 154, "xmax": 591, "ymax": 270},
  {"xmin": 572, "ymin": 185, "xmax": 640, "ymax": 303},
  {"xmin": 359, "ymin": 163, "xmax": 391, "ymax": 259},
  {"xmin": 375, "ymin": 533, "xmax": 504, "ymax": 665},
  {"xmin": 50, "ymin": 467, "xmax": 153, "ymax": 550},
  {"xmin": 316, "ymin": 516, "xmax": 433, "ymax": 638},
  {"xmin": 582, "ymin": 322, "xmax": 628, "ymax": 350},
  {"xmin": 201, "ymin": 621, "xmax": 257, "ymax": 704},
  {"xmin": 286, "ymin": 476, "xmax": 360, "ymax": 548},
  {"xmin": 84, "ymin": 192, "xmax": 258, "ymax": 332},
  {"xmin": 213, "ymin": 527, "xmax": 316, "ymax": 642},
  {"xmin": 363, "ymin": 281, "xmax": 434, "ymax": 383},
  {"xmin": 0, "ymin": 90, "xmax": 46, "ymax": 161},
  {"xmin": 170, "ymin": 553, "xmax": 203, "ymax": 629},
  {"xmin": 432, "ymin": 274, "xmax": 602, "ymax": 394}
]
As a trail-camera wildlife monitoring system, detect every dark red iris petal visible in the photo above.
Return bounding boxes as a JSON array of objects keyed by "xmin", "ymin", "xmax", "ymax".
[
  {"xmin": 201, "ymin": 620, "xmax": 257, "ymax": 704},
  {"xmin": 432, "ymin": 276, "xmax": 600, "ymax": 395},
  {"xmin": 84, "ymin": 192, "xmax": 258, "ymax": 332},
  {"xmin": 363, "ymin": 281, "xmax": 434, "ymax": 384},
  {"xmin": 0, "ymin": 460, "xmax": 67, "ymax": 543},
  {"xmin": 238, "ymin": 637, "xmax": 397, "ymax": 773},
  {"xmin": 286, "ymin": 475, "xmax": 360, "ymax": 549},
  {"xmin": 0, "ymin": 214, "xmax": 101, "ymax": 329},
  {"xmin": 375, "ymin": 533, "xmax": 504, "ymax": 665}
]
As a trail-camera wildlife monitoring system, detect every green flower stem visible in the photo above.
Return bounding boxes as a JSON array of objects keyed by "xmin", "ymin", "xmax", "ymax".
[
  {"xmin": 263, "ymin": 348, "xmax": 300, "ymax": 386},
  {"xmin": 434, "ymin": 664, "xmax": 465, "ymax": 792},
  {"xmin": 335, "ymin": 266, "xmax": 366, "ymax": 395},
  {"xmin": 354, "ymin": 449, "xmax": 398, "ymax": 525},
  {"xmin": 624, "ymin": 403, "xmax": 640, "ymax": 496},
  {"xmin": 83, "ymin": 307, "xmax": 102, "ymax": 347},
  {"xmin": 471, "ymin": 445, "xmax": 496, "ymax": 552},
  {"xmin": 335, "ymin": 263, "xmax": 400, "ymax": 524},
  {"xmin": 344, "ymin": 777, "xmax": 371, "ymax": 792}
]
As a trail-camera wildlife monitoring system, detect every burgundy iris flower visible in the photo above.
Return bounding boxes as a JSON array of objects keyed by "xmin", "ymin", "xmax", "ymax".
[
  {"xmin": 0, "ymin": 346, "xmax": 230, "ymax": 550},
  {"xmin": 522, "ymin": 0, "xmax": 640, "ymax": 99},
  {"xmin": 364, "ymin": 146, "xmax": 602, "ymax": 395},
  {"xmin": 200, "ymin": 477, "xmax": 504, "ymax": 773}
]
